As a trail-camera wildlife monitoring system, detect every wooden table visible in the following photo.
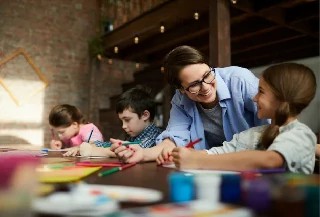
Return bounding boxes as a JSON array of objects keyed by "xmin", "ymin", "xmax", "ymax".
[{"xmin": 36, "ymin": 154, "xmax": 175, "ymax": 216}]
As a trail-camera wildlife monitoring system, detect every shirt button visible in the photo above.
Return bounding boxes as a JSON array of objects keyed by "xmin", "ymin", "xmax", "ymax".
[{"xmin": 291, "ymin": 162, "xmax": 296, "ymax": 167}]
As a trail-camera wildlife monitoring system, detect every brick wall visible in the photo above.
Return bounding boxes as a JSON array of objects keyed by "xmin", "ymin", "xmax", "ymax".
[
  {"xmin": 0, "ymin": 0, "xmax": 100, "ymax": 146},
  {"xmin": 0, "ymin": 0, "xmax": 162, "ymax": 146}
]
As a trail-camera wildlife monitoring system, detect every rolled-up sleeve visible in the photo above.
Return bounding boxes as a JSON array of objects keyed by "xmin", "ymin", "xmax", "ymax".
[
  {"xmin": 268, "ymin": 127, "xmax": 316, "ymax": 174},
  {"xmin": 156, "ymin": 98, "xmax": 192, "ymax": 146}
]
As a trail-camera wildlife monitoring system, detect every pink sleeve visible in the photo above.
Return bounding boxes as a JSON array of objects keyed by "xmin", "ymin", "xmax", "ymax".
[{"xmin": 79, "ymin": 123, "xmax": 104, "ymax": 142}]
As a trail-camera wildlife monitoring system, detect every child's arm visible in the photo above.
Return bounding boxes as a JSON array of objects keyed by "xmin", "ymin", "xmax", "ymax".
[
  {"xmin": 172, "ymin": 148, "xmax": 283, "ymax": 171},
  {"xmin": 80, "ymin": 143, "xmax": 116, "ymax": 157}
]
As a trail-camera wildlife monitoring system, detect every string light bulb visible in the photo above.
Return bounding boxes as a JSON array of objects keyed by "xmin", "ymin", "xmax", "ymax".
[
  {"xmin": 96, "ymin": 54, "xmax": 102, "ymax": 61},
  {"xmin": 161, "ymin": 66, "xmax": 165, "ymax": 73},
  {"xmin": 231, "ymin": 0, "xmax": 237, "ymax": 4},
  {"xmin": 114, "ymin": 46, "xmax": 118, "ymax": 54},
  {"xmin": 194, "ymin": 12, "xmax": 199, "ymax": 20},
  {"xmin": 108, "ymin": 58, "xmax": 113, "ymax": 64},
  {"xmin": 135, "ymin": 63, "xmax": 140, "ymax": 69},
  {"xmin": 134, "ymin": 36, "xmax": 139, "ymax": 44},
  {"xmin": 160, "ymin": 25, "xmax": 165, "ymax": 33}
]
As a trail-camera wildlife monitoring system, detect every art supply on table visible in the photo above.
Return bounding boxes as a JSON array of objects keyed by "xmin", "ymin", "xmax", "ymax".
[
  {"xmin": 94, "ymin": 140, "xmax": 141, "ymax": 148},
  {"xmin": 32, "ymin": 183, "xmax": 119, "ymax": 216},
  {"xmin": 246, "ymin": 178, "xmax": 271, "ymax": 213},
  {"xmin": 185, "ymin": 138, "xmax": 202, "ymax": 148},
  {"xmin": 168, "ymin": 172, "xmax": 195, "ymax": 202},
  {"xmin": 250, "ymin": 168, "xmax": 286, "ymax": 174},
  {"xmin": 37, "ymin": 163, "xmax": 102, "ymax": 183},
  {"xmin": 41, "ymin": 148, "xmax": 68, "ymax": 153},
  {"xmin": 94, "ymin": 140, "xmax": 112, "ymax": 148},
  {"xmin": 194, "ymin": 173, "xmax": 221, "ymax": 203},
  {"xmin": 76, "ymin": 161, "xmax": 124, "ymax": 167},
  {"xmin": 121, "ymin": 141, "xmax": 141, "ymax": 146},
  {"xmin": 98, "ymin": 163, "xmax": 136, "ymax": 177},
  {"xmin": 220, "ymin": 174, "xmax": 242, "ymax": 205}
]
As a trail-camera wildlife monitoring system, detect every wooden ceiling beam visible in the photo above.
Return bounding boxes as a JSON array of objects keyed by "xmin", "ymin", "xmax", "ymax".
[{"xmin": 103, "ymin": 0, "xmax": 209, "ymax": 50}]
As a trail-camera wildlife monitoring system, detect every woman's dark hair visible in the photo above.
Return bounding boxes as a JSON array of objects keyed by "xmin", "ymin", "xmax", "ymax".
[
  {"xmin": 260, "ymin": 63, "xmax": 317, "ymax": 149},
  {"xmin": 49, "ymin": 104, "xmax": 86, "ymax": 127},
  {"xmin": 116, "ymin": 85, "xmax": 156, "ymax": 121},
  {"xmin": 163, "ymin": 45, "xmax": 207, "ymax": 88}
]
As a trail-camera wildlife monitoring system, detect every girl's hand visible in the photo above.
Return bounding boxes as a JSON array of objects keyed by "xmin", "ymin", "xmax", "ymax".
[
  {"xmin": 63, "ymin": 146, "xmax": 80, "ymax": 157},
  {"xmin": 171, "ymin": 147, "xmax": 200, "ymax": 169},
  {"xmin": 50, "ymin": 140, "xmax": 63, "ymax": 150},
  {"xmin": 156, "ymin": 146, "xmax": 175, "ymax": 165}
]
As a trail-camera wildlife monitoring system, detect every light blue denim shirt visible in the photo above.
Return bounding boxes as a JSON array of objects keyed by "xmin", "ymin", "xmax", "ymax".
[{"xmin": 156, "ymin": 66, "xmax": 270, "ymax": 150}]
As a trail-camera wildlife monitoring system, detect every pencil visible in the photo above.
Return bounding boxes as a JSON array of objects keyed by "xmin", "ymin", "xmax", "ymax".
[
  {"xmin": 87, "ymin": 127, "xmax": 94, "ymax": 142},
  {"xmin": 185, "ymin": 138, "xmax": 202, "ymax": 148},
  {"xmin": 98, "ymin": 162, "xmax": 136, "ymax": 177}
]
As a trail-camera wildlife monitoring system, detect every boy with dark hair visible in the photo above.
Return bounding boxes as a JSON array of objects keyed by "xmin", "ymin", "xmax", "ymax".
[{"xmin": 64, "ymin": 85, "xmax": 162, "ymax": 157}]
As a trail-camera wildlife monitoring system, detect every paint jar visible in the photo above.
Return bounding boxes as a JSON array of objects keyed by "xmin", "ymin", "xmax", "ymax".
[
  {"xmin": 168, "ymin": 172, "xmax": 195, "ymax": 202},
  {"xmin": 220, "ymin": 174, "xmax": 241, "ymax": 204},
  {"xmin": 194, "ymin": 173, "xmax": 221, "ymax": 204},
  {"xmin": 0, "ymin": 154, "xmax": 39, "ymax": 217},
  {"xmin": 246, "ymin": 178, "xmax": 271, "ymax": 213}
]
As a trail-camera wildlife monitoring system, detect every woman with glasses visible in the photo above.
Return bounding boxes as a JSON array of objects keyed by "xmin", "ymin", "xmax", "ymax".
[{"xmin": 111, "ymin": 45, "xmax": 269, "ymax": 163}]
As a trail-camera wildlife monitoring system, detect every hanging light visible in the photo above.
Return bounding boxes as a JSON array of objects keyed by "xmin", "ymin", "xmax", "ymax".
[
  {"xmin": 194, "ymin": 12, "xmax": 199, "ymax": 20},
  {"xmin": 114, "ymin": 46, "xmax": 118, "ymax": 54},
  {"xmin": 160, "ymin": 25, "xmax": 165, "ymax": 33},
  {"xmin": 134, "ymin": 36, "xmax": 139, "ymax": 44},
  {"xmin": 160, "ymin": 66, "xmax": 165, "ymax": 73}
]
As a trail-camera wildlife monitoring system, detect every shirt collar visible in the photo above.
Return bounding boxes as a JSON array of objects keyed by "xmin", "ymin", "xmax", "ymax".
[{"xmin": 215, "ymin": 69, "xmax": 231, "ymax": 101}]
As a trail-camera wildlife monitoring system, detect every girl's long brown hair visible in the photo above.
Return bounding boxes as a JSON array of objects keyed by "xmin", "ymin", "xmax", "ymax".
[{"xmin": 260, "ymin": 63, "xmax": 317, "ymax": 149}]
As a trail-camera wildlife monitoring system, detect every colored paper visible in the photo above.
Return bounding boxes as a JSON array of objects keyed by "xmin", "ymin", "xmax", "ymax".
[{"xmin": 37, "ymin": 163, "xmax": 102, "ymax": 183}]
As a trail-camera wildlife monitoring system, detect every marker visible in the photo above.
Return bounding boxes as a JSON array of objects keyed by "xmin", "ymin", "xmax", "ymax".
[
  {"xmin": 98, "ymin": 163, "xmax": 136, "ymax": 177},
  {"xmin": 87, "ymin": 127, "xmax": 94, "ymax": 142},
  {"xmin": 121, "ymin": 141, "xmax": 141, "ymax": 146},
  {"xmin": 185, "ymin": 138, "xmax": 202, "ymax": 148},
  {"xmin": 252, "ymin": 168, "xmax": 286, "ymax": 174}
]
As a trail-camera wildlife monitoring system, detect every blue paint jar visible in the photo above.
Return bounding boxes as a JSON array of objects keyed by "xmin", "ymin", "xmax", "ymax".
[
  {"xmin": 168, "ymin": 172, "xmax": 195, "ymax": 202},
  {"xmin": 220, "ymin": 174, "xmax": 241, "ymax": 204}
]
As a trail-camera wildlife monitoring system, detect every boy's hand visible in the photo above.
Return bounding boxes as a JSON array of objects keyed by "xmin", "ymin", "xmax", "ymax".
[
  {"xmin": 156, "ymin": 146, "xmax": 175, "ymax": 165},
  {"xmin": 50, "ymin": 140, "xmax": 63, "ymax": 150},
  {"xmin": 79, "ymin": 142, "xmax": 93, "ymax": 157},
  {"xmin": 63, "ymin": 146, "xmax": 80, "ymax": 157}
]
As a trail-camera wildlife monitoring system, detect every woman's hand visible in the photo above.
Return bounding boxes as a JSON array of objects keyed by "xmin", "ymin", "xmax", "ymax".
[{"xmin": 50, "ymin": 140, "xmax": 63, "ymax": 150}]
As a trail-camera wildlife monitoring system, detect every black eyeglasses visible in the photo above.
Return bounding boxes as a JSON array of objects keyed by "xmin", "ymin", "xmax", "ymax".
[{"xmin": 184, "ymin": 68, "xmax": 215, "ymax": 94}]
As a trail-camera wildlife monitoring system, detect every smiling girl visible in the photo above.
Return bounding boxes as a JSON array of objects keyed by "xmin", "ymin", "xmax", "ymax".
[{"xmin": 171, "ymin": 62, "xmax": 317, "ymax": 174}]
